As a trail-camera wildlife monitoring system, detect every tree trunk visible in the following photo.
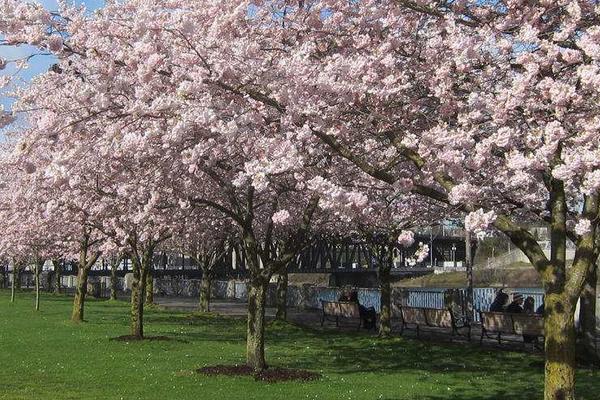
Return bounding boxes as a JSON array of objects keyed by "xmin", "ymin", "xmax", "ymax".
[
  {"xmin": 46, "ymin": 271, "xmax": 53, "ymax": 292},
  {"xmin": 379, "ymin": 264, "xmax": 392, "ymax": 337},
  {"xmin": 199, "ymin": 273, "xmax": 212, "ymax": 313},
  {"xmin": 130, "ymin": 259, "xmax": 146, "ymax": 338},
  {"xmin": 52, "ymin": 260, "xmax": 62, "ymax": 294},
  {"xmin": 145, "ymin": 270, "xmax": 154, "ymax": 306},
  {"xmin": 246, "ymin": 276, "xmax": 268, "ymax": 371},
  {"xmin": 71, "ymin": 265, "xmax": 90, "ymax": 322},
  {"xmin": 578, "ymin": 265, "xmax": 598, "ymax": 364},
  {"xmin": 130, "ymin": 243, "xmax": 155, "ymax": 339},
  {"xmin": 10, "ymin": 265, "xmax": 16, "ymax": 303},
  {"xmin": 544, "ymin": 294, "xmax": 577, "ymax": 400},
  {"xmin": 15, "ymin": 267, "xmax": 21, "ymax": 290},
  {"xmin": 275, "ymin": 271, "xmax": 288, "ymax": 321},
  {"xmin": 110, "ymin": 263, "xmax": 118, "ymax": 301},
  {"xmin": 34, "ymin": 262, "xmax": 41, "ymax": 311}
]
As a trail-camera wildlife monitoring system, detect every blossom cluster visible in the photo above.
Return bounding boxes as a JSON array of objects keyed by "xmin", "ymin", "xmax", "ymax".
[{"xmin": 465, "ymin": 209, "xmax": 497, "ymax": 240}]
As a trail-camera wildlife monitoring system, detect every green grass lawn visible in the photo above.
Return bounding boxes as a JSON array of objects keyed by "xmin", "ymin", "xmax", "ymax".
[
  {"xmin": 397, "ymin": 266, "xmax": 542, "ymax": 288},
  {"xmin": 0, "ymin": 290, "xmax": 598, "ymax": 400}
]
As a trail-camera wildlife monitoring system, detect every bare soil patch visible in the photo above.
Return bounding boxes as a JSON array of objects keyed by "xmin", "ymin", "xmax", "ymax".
[
  {"xmin": 110, "ymin": 335, "xmax": 171, "ymax": 342},
  {"xmin": 198, "ymin": 364, "xmax": 321, "ymax": 383}
]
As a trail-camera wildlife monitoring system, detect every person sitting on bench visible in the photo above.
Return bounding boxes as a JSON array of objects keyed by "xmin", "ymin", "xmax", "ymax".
[
  {"xmin": 522, "ymin": 296, "xmax": 537, "ymax": 344},
  {"xmin": 489, "ymin": 290, "xmax": 509, "ymax": 312},
  {"xmin": 536, "ymin": 298, "xmax": 545, "ymax": 315},
  {"xmin": 339, "ymin": 288, "xmax": 376, "ymax": 330},
  {"xmin": 523, "ymin": 297, "xmax": 535, "ymax": 314},
  {"xmin": 506, "ymin": 293, "xmax": 524, "ymax": 313}
]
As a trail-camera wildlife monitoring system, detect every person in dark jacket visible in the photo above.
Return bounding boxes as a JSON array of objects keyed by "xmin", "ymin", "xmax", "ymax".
[
  {"xmin": 536, "ymin": 303, "xmax": 544, "ymax": 314},
  {"xmin": 522, "ymin": 296, "xmax": 537, "ymax": 344},
  {"xmin": 523, "ymin": 297, "xmax": 535, "ymax": 314},
  {"xmin": 506, "ymin": 293, "xmax": 524, "ymax": 313},
  {"xmin": 489, "ymin": 290, "xmax": 509, "ymax": 312},
  {"xmin": 359, "ymin": 304, "xmax": 377, "ymax": 330}
]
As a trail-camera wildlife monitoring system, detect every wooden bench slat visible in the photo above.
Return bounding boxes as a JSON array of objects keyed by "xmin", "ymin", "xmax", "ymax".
[
  {"xmin": 320, "ymin": 300, "xmax": 362, "ymax": 330},
  {"xmin": 479, "ymin": 311, "xmax": 544, "ymax": 346},
  {"xmin": 481, "ymin": 312, "xmax": 515, "ymax": 335},
  {"xmin": 424, "ymin": 308, "xmax": 453, "ymax": 329},
  {"xmin": 323, "ymin": 301, "xmax": 360, "ymax": 318},
  {"xmin": 401, "ymin": 307, "xmax": 427, "ymax": 326},
  {"xmin": 397, "ymin": 305, "xmax": 471, "ymax": 340},
  {"xmin": 512, "ymin": 314, "xmax": 544, "ymax": 336}
]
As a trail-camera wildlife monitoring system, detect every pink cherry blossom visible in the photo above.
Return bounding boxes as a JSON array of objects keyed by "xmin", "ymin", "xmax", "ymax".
[
  {"xmin": 464, "ymin": 209, "xmax": 497, "ymax": 240},
  {"xmin": 575, "ymin": 219, "xmax": 592, "ymax": 236},
  {"xmin": 272, "ymin": 210, "xmax": 291, "ymax": 225},
  {"xmin": 397, "ymin": 230, "xmax": 415, "ymax": 247}
]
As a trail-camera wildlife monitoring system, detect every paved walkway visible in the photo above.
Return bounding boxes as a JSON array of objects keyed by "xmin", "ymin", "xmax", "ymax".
[
  {"xmin": 156, "ymin": 296, "xmax": 269, "ymax": 316},
  {"xmin": 155, "ymin": 296, "xmax": 324, "ymax": 326}
]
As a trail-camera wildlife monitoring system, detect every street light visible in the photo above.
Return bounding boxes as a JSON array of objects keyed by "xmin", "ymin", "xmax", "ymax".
[
  {"xmin": 429, "ymin": 228, "xmax": 434, "ymax": 268},
  {"xmin": 451, "ymin": 243, "xmax": 457, "ymax": 269}
]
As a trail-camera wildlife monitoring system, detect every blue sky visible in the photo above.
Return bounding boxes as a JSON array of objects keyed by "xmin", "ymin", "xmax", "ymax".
[{"xmin": 0, "ymin": 1, "xmax": 105, "ymax": 111}]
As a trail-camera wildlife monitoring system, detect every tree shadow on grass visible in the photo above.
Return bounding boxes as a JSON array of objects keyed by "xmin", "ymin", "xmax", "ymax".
[
  {"xmin": 379, "ymin": 387, "xmax": 541, "ymax": 400},
  {"xmin": 149, "ymin": 313, "xmax": 536, "ymax": 377},
  {"xmin": 273, "ymin": 336, "xmax": 538, "ymax": 375},
  {"xmin": 381, "ymin": 380, "xmax": 597, "ymax": 400},
  {"xmin": 266, "ymin": 323, "xmax": 534, "ymax": 390},
  {"xmin": 72, "ymin": 301, "xmax": 598, "ymax": 400},
  {"xmin": 263, "ymin": 323, "xmax": 598, "ymax": 399}
]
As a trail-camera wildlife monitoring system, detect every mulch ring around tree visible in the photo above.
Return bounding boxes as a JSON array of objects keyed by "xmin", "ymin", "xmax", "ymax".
[
  {"xmin": 197, "ymin": 364, "xmax": 321, "ymax": 383},
  {"xmin": 110, "ymin": 335, "xmax": 171, "ymax": 342}
]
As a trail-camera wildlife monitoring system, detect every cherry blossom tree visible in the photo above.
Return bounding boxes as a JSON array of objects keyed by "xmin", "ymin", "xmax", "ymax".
[
  {"xmin": 175, "ymin": 133, "xmax": 326, "ymax": 370},
  {"xmin": 147, "ymin": 2, "xmax": 599, "ymax": 397},
  {"xmin": 227, "ymin": 2, "xmax": 599, "ymax": 398},
  {"xmin": 68, "ymin": 0, "xmax": 593, "ymax": 396},
  {"xmin": 4, "ymin": 1, "xmax": 326, "ymax": 368},
  {"xmin": 5, "ymin": 3, "xmax": 600, "ymax": 396},
  {"xmin": 0, "ymin": 146, "xmax": 69, "ymax": 311},
  {"xmin": 0, "ymin": 0, "xmax": 459, "ymax": 373},
  {"xmin": 0, "ymin": 3, "xmax": 181, "ymax": 335},
  {"xmin": 0, "ymin": 99, "xmax": 108, "ymax": 322}
]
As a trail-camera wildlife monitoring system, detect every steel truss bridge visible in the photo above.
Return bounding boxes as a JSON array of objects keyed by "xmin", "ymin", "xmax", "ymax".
[
  {"xmin": 90, "ymin": 232, "xmax": 469, "ymax": 279},
  {"xmin": 2, "ymin": 230, "xmax": 472, "ymax": 281}
]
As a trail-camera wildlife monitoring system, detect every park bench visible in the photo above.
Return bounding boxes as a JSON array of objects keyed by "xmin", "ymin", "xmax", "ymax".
[
  {"xmin": 397, "ymin": 305, "xmax": 471, "ymax": 340},
  {"xmin": 320, "ymin": 300, "xmax": 362, "ymax": 330},
  {"xmin": 479, "ymin": 311, "xmax": 544, "ymax": 346}
]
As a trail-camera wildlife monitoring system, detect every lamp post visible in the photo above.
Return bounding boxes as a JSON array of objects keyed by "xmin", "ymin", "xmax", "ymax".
[
  {"xmin": 429, "ymin": 228, "xmax": 434, "ymax": 268},
  {"xmin": 451, "ymin": 243, "xmax": 457, "ymax": 269},
  {"xmin": 465, "ymin": 231, "xmax": 474, "ymax": 322}
]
